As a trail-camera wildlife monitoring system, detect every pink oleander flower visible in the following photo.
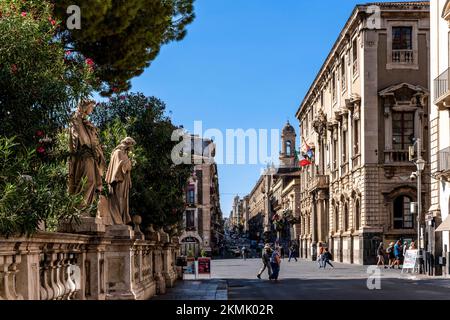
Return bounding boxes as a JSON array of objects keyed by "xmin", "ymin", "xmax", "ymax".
[
  {"xmin": 21, "ymin": 12, "xmax": 27, "ymax": 17},
  {"xmin": 36, "ymin": 146, "xmax": 46, "ymax": 154},
  {"xmin": 65, "ymin": 50, "xmax": 72, "ymax": 56},
  {"xmin": 35, "ymin": 130, "xmax": 44, "ymax": 137},
  {"xmin": 85, "ymin": 58, "xmax": 94, "ymax": 66}
]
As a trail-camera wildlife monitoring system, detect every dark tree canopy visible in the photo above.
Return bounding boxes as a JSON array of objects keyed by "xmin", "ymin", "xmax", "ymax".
[
  {"xmin": 93, "ymin": 93, "xmax": 193, "ymax": 229},
  {"xmin": 53, "ymin": 0, "xmax": 195, "ymax": 95}
]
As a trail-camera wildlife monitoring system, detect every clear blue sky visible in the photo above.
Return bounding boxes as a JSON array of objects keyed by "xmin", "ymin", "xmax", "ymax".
[{"xmin": 130, "ymin": 0, "xmax": 409, "ymax": 217}]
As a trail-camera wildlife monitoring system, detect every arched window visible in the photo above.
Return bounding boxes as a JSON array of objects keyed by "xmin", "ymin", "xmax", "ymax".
[
  {"xmin": 335, "ymin": 205, "xmax": 339, "ymax": 232},
  {"xmin": 286, "ymin": 141, "xmax": 292, "ymax": 156},
  {"xmin": 393, "ymin": 196, "xmax": 413, "ymax": 229},
  {"xmin": 354, "ymin": 199, "xmax": 360, "ymax": 230},
  {"xmin": 344, "ymin": 203, "xmax": 349, "ymax": 231}
]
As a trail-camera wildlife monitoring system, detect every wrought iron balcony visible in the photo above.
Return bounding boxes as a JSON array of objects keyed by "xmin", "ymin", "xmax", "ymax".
[{"xmin": 434, "ymin": 68, "xmax": 450, "ymax": 109}]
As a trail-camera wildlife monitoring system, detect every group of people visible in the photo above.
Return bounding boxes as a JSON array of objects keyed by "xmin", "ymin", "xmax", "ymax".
[
  {"xmin": 256, "ymin": 243, "xmax": 283, "ymax": 281},
  {"xmin": 255, "ymin": 243, "xmax": 299, "ymax": 282},
  {"xmin": 376, "ymin": 240, "xmax": 416, "ymax": 269},
  {"xmin": 316, "ymin": 243, "xmax": 334, "ymax": 269}
]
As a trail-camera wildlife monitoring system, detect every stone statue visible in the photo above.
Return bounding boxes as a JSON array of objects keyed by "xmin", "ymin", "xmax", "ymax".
[
  {"xmin": 69, "ymin": 100, "xmax": 106, "ymax": 207},
  {"xmin": 105, "ymin": 137, "xmax": 136, "ymax": 225}
]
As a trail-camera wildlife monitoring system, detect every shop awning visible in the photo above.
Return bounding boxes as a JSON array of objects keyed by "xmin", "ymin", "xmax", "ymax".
[{"xmin": 436, "ymin": 215, "xmax": 450, "ymax": 232}]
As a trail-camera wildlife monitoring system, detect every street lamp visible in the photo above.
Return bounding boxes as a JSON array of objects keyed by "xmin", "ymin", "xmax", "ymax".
[{"xmin": 411, "ymin": 138, "xmax": 425, "ymax": 273}]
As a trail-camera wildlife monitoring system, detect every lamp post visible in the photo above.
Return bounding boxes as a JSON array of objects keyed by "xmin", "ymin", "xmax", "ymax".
[{"xmin": 414, "ymin": 138, "xmax": 426, "ymax": 273}]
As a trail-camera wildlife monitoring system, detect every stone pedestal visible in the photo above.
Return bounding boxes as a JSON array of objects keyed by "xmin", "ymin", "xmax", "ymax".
[
  {"xmin": 153, "ymin": 246, "xmax": 166, "ymax": 295},
  {"xmin": 59, "ymin": 216, "xmax": 105, "ymax": 234},
  {"xmin": 106, "ymin": 225, "xmax": 134, "ymax": 239},
  {"xmin": 163, "ymin": 245, "xmax": 177, "ymax": 288}
]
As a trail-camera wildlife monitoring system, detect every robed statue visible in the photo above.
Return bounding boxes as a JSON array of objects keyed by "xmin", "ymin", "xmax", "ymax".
[
  {"xmin": 105, "ymin": 137, "xmax": 136, "ymax": 225},
  {"xmin": 68, "ymin": 100, "xmax": 106, "ymax": 207}
]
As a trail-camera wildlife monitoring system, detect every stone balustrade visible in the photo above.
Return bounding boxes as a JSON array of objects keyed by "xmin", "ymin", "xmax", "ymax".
[{"xmin": 0, "ymin": 229, "xmax": 180, "ymax": 300}]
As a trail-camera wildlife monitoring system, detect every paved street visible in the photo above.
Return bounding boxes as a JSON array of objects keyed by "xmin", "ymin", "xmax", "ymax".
[{"xmin": 158, "ymin": 258, "xmax": 450, "ymax": 300}]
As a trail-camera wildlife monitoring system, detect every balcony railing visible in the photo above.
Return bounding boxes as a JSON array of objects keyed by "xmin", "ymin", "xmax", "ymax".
[
  {"xmin": 438, "ymin": 147, "xmax": 450, "ymax": 173},
  {"xmin": 392, "ymin": 49, "xmax": 414, "ymax": 64},
  {"xmin": 434, "ymin": 68, "xmax": 450, "ymax": 104},
  {"xmin": 309, "ymin": 175, "xmax": 330, "ymax": 191},
  {"xmin": 384, "ymin": 150, "xmax": 409, "ymax": 163}
]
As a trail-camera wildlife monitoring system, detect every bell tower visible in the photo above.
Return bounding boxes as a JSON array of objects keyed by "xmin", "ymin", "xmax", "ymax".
[{"xmin": 279, "ymin": 121, "xmax": 297, "ymax": 168}]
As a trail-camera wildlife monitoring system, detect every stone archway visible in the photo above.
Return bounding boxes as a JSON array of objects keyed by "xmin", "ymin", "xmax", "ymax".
[{"xmin": 180, "ymin": 232, "xmax": 203, "ymax": 257}]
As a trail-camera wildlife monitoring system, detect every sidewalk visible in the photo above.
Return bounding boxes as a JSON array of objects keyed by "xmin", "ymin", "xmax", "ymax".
[{"xmin": 152, "ymin": 280, "xmax": 228, "ymax": 300}]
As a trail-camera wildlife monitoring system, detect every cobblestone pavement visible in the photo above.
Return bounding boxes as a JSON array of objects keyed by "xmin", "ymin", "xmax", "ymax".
[{"xmin": 153, "ymin": 258, "xmax": 450, "ymax": 300}]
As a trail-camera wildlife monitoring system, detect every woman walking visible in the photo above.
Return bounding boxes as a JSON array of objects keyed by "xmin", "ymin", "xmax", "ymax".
[
  {"xmin": 376, "ymin": 242, "xmax": 386, "ymax": 268},
  {"xmin": 322, "ymin": 248, "xmax": 334, "ymax": 269},
  {"xmin": 386, "ymin": 242, "xmax": 395, "ymax": 268},
  {"xmin": 269, "ymin": 247, "xmax": 281, "ymax": 281}
]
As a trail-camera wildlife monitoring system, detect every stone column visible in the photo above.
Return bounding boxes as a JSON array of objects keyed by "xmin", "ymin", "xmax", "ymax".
[
  {"xmin": 16, "ymin": 243, "xmax": 40, "ymax": 300},
  {"xmin": 85, "ymin": 241, "xmax": 107, "ymax": 300}
]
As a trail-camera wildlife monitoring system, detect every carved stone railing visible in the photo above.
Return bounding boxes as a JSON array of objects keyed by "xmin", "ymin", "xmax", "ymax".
[
  {"xmin": 1, "ymin": 227, "xmax": 181, "ymax": 300},
  {"xmin": 384, "ymin": 150, "xmax": 410, "ymax": 163},
  {"xmin": 392, "ymin": 49, "xmax": 414, "ymax": 64},
  {"xmin": 0, "ymin": 232, "xmax": 93, "ymax": 300}
]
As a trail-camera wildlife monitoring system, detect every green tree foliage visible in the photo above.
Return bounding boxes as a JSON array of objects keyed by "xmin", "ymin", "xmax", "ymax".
[
  {"xmin": 0, "ymin": 135, "xmax": 84, "ymax": 236},
  {"xmin": 0, "ymin": 0, "xmax": 95, "ymax": 143},
  {"xmin": 93, "ymin": 93, "xmax": 192, "ymax": 229},
  {"xmin": 53, "ymin": 0, "xmax": 195, "ymax": 95}
]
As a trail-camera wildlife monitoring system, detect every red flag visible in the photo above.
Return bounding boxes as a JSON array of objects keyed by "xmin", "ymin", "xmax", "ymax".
[{"xmin": 299, "ymin": 158, "xmax": 311, "ymax": 167}]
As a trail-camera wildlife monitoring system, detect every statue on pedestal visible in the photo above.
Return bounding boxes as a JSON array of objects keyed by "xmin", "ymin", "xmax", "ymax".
[
  {"xmin": 105, "ymin": 137, "xmax": 136, "ymax": 225},
  {"xmin": 69, "ymin": 100, "xmax": 106, "ymax": 208}
]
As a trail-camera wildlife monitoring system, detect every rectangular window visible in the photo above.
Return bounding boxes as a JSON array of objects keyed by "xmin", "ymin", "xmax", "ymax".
[
  {"xmin": 332, "ymin": 73, "xmax": 336, "ymax": 102},
  {"xmin": 341, "ymin": 57, "xmax": 346, "ymax": 92},
  {"xmin": 354, "ymin": 119, "xmax": 360, "ymax": 155},
  {"xmin": 392, "ymin": 27, "xmax": 412, "ymax": 50},
  {"xmin": 352, "ymin": 39, "xmax": 358, "ymax": 76},
  {"xmin": 342, "ymin": 128, "xmax": 347, "ymax": 163},
  {"xmin": 392, "ymin": 112, "xmax": 414, "ymax": 150},
  {"xmin": 186, "ymin": 210, "xmax": 195, "ymax": 229},
  {"xmin": 187, "ymin": 185, "xmax": 195, "ymax": 204},
  {"xmin": 392, "ymin": 27, "xmax": 413, "ymax": 63},
  {"xmin": 320, "ymin": 91, "xmax": 324, "ymax": 107}
]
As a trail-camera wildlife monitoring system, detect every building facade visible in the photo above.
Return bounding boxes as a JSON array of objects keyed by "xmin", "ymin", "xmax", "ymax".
[
  {"xmin": 245, "ymin": 122, "xmax": 301, "ymax": 244},
  {"xmin": 430, "ymin": 0, "xmax": 450, "ymax": 276},
  {"xmin": 180, "ymin": 136, "xmax": 223, "ymax": 257},
  {"xmin": 296, "ymin": 2, "xmax": 430, "ymax": 264}
]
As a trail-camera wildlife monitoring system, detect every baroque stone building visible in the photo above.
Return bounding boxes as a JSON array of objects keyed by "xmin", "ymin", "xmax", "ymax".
[
  {"xmin": 180, "ymin": 136, "xmax": 223, "ymax": 257},
  {"xmin": 430, "ymin": 0, "xmax": 450, "ymax": 276},
  {"xmin": 295, "ymin": 2, "xmax": 430, "ymax": 264},
  {"xmin": 246, "ymin": 122, "xmax": 301, "ymax": 244}
]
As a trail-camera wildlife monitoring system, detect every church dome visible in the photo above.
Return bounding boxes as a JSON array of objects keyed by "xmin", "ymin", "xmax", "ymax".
[{"xmin": 282, "ymin": 121, "xmax": 295, "ymax": 134}]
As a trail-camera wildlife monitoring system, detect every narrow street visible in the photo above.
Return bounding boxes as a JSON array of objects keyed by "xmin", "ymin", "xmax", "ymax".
[{"xmin": 156, "ymin": 258, "xmax": 450, "ymax": 300}]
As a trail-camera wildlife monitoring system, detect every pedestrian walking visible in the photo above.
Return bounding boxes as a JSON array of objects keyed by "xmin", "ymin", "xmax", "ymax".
[
  {"xmin": 376, "ymin": 242, "xmax": 386, "ymax": 268},
  {"xmin": 269, "ymin": 247, "xmax": 281, "ymax": 281},
  {"xmin": 241, "ymin": 246, "xmax": 246, "ymax": 260},
  {"xmin": 392, "ymin": 240, "xmax": 403, "ymax": 269},
  {"xmin": 288, "ymin": 244, "xmax": 298, "ymax": 262},
  {"xmin": 317, "ymin": 242, "xmax": 325, "ymax": 268},
  {"xmin": 257, "ymin": 244, "xmax": 273, "ymax": 279},
  {"xmin": 386, "ymin": 242, "xmax": 395, "ymax": 268},
  {"xmin": 402, "ymin": 241, "xmax": 408, "ymax": 257},
  {"xmin": 322, "ymin": 248, "xmax": 334, "ymax": 269}
]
